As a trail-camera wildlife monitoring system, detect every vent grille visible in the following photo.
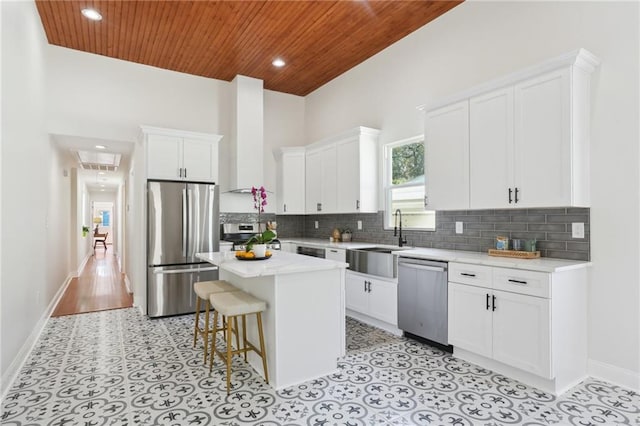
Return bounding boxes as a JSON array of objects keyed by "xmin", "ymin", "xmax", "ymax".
[{"xmin": 80, "ymin": 163, "xmax": 118, "ymax": 172}]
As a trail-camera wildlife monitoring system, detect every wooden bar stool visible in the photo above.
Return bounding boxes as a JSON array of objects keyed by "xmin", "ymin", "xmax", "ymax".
[
  {"xmin": 192, "ymin": 280, "xmax": 238, "ymax": 364},
  {"xmin": 209, "ymin": 291, "xmax": 268, "ymax": 394}
]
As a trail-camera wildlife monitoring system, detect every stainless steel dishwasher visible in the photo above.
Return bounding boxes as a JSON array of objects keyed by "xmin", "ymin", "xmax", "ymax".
[{"xmin": 397, "ymin": 257, "xmax": 449, "ymax": 347}]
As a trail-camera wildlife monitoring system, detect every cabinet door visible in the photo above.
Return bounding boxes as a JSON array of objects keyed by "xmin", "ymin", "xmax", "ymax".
[
  {"xmin": 345, "ymin": 272, "xmax": 368, "ymax": 315},
  {"xmin": 320, "ymin": 145, "xmax": 337, "ymax": 213},
  {"xmin": 448, "ymin": 282, "xmax": 492, "ymax": 358},
  {"xmin": 278, "ymin": 152, "xmax": 305, "ymax": 214},
  {"xmin": 336, "ymin": 139, "xmax": 360, "ymax": 213},
  {"xmin": 514, "ymin": 69, "xmax": 571, "ymax": 207},
  {"xmin": 424, "ymin": 101, "xmax": 470, "ymax": 210},
  {"xmin": 182, "ymin": 138, "xmax": 218, "ymax": 183},
  {"xmin": 305, "ymin": 149, "xmax": 323, "ymax": 213},
  {"xmin": 280, "ymin": 242, "xmax": 296, "ymax": 253},
  {"xmin": 147, "ymin": 134, "xmax": 182, "ymax": 180},
  {"xmin": 492, "ymin": 290, "xmax": 552, "ymax": 378},
  {"xmin": 470, "ymin": 88, "xmax": 514, "ymax": 209},
  {"xmin": 325, "ymin": 248, "xmax": 346, "ymax": 262},
  {"xmin": 368, "ymin": 277, "xmax": 398, "ymax": 326}
]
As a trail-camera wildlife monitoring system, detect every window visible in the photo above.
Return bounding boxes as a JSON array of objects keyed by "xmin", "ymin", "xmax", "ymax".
[{"xmin": 384, "ymin": 136, "xmax": 435, "ymax": 230}]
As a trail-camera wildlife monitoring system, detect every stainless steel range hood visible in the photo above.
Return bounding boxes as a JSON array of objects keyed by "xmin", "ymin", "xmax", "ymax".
[{"xmin": 228, "ymin": 75, "xmax": 264, "ymax": 193}]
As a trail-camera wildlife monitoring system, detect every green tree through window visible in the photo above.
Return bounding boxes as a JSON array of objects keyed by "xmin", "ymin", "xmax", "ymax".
[
  {"xmin": 385, "ymin": 136, "xmax": 435, "ymax": 230},
  {"xmin": 392, "ymin": 143, "xmax": 424, "ymax": 185}
]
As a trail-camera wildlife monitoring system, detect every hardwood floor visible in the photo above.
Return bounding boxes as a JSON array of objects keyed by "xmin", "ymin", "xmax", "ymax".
[{"xmin": 52, "ymin": 248, "xmax": 132, "ymax": 317}]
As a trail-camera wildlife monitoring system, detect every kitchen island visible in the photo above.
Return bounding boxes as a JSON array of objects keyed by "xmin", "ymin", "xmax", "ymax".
[{"xmin": 196, "ymin": 251, "xmax": 348, "ymax": 389}]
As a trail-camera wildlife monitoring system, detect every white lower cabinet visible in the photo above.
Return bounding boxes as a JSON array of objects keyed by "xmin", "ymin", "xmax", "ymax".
[
  {"xmin": 491, "ymin": 289, "xmax": 551, "ymax": 378},
  {"xmin": 448, "ymin": 262, "xmax": 585, "ymax": 394},
  {"xmin": 280, "ymin": 242, "xmax": 297, "ymax": 253},
  {"xmin": 448, "ymin": 283, "xmax": 551, "ymax": 378},
  {"xmin": 325, "ymin": 248, "xmax": 346, "ymax": 262},
  {"xmin": 448, "ymin": 283, "xmax": 493, "ymax": 358},
  {"xmin": 346, "ymin": 271, "xmax": 397, "ymax": 326}
]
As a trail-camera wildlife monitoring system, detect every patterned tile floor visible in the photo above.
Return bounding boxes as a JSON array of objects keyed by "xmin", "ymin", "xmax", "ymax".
[{"xmin": 2, "ymin": 308, "xmax": 640, "ymax": 425}]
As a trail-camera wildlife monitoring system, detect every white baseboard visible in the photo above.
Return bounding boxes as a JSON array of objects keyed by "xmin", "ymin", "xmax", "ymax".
[
  {"xmin": 0, "ymin": 273, "xmax": 74, "ymax": 399},
  {"xmin": 588, "ymin": 359, "xmax": 640, "ymax": 391},
  {"xmin": 346, "ymin": 310, "xmax": 403, "ymax": 336},
  {"xmin": 77, "ymin": 251, "xmax": 92, "ymax": 275},
  {"xmin": 124, "ymin": 274, "xmax": 132, "ymax": 294}
]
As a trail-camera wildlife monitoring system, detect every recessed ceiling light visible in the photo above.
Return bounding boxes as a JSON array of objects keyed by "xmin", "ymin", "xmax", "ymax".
[
  {"xmin": 95, "ymin": 145, "xmax": 106, "ymax": 150},
  {"xmin": 98, "ymin": 171, "xmax": 105, "ymax": 175},
  {"xmin": 272, "ymin": 58, "xmax": 286, "ymax": 68},
  {"xmin": 100, "ymin": 184, "xmax": 105, "ymax": 187},
  {"xmin": 81, "ymin": 8, "xmax": 102, "ymax": 21}
]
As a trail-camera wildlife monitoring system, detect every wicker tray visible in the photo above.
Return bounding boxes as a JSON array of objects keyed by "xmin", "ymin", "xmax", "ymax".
[{"xmin": 488, "ymin": 249, "xmax": 540, "ymax": 259}]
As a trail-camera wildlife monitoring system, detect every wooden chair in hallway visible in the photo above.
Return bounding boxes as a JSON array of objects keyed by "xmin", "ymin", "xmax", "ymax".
[{"xmin": 93, "ymin": 231, "xmax": 108, "ymax": 251}]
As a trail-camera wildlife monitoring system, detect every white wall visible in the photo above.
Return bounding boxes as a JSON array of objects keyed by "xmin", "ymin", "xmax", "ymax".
[
  {"xmin": 0, "ymin": 1, "xmax": 68, "ymax": 391},
  {"xmin": 46, "ymin": 142, "xmax": 72, "ymax": 304},
  {"xmin": 305, "ymin": 1, "xmax": 640, "ymax": 389},
  {"xmin": 46, "ymin": 45, "xmax": 230, "ymax": 144}
]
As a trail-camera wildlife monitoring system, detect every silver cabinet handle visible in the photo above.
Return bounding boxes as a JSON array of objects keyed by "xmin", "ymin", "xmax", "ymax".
[
  {"xmin": 356, "ymin": 200, "xmax": 360, "ymax": 210},
  {"xmin": 284, "ymin": 204, "xmax": 287, "ymax": 213}
]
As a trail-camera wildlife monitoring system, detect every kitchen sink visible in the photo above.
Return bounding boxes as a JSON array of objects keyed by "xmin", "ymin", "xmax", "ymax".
[
  {"xmin": 357, "ymin": 246, "xmax": 411, "ymax": 254},
  {"xmin": 346, "ymin": 246, "xmax": 409, "ymax": 279}
]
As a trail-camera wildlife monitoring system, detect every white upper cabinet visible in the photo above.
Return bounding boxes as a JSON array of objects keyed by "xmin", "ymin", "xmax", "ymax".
[
  {"xmin": 305, "ymin": 127, "xmax": 379, "ymax": 214},
  {"xmin": 274, "ymin": 147, "xmax": 305, "ymax": 215},
  {"xmin": 305, "ymin": 144, "xmax": 337, "ymax": 214},
  {"xmin": 335, "ymin": 129, "xmax": 378, "ymax": 213},
  {"xmin": 142, "ymin": 126, "xmax": 221, "ymax": 183},
  {"xmin": 513, "ymin": 69, "xmax": 573, "ymax": 207},
  {"xmin": 146, "ymin": 134, "xmax": 182, "ymax": 180},
  {"xmin": 424, "ymin": 49, "xmax": 599, "ymax": 210},
  {"xmin": 470, "ymin": 87, "xmax": 514, "ymax": 209},
  {"xmin": 424, "ymin": 101, "xmax": 470, "ymax": 210},
  {"xmin": 305, "ymin": 147, "xmax": 324, "ymax": 213}
]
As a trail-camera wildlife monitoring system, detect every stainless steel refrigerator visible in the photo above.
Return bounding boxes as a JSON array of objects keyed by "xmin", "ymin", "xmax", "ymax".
[{"xmin": 147, "ymin": 180, "xmax": 220, "ymax": 317}]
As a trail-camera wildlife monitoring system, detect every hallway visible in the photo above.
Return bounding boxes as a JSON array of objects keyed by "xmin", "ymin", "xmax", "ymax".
[{"xmin": 52, "ymin": 249, "xmax": 132, "ymax": 317}]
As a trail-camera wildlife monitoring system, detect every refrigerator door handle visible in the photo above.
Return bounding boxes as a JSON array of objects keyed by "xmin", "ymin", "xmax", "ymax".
[
  {"xmin": 182, "ymin": 188, "xmax": 188, "ymax": 257},
  {"xmin": 152, "ymin": 266, "xmax": 219, "ymax": 275},
  {"xmin": 187, "ymin": 188, "xmax": 196, "ymax": 256}
]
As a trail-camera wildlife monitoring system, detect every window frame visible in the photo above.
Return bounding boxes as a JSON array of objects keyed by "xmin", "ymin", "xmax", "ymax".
[{"xmin": 383, "ymin": 135, "xmax": 435, "ymax": 231}]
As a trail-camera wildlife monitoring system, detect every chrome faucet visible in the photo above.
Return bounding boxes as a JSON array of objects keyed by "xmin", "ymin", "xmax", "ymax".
[{"xmin": 394, "ymin": 209, "xmax": 407, "ymax": 247}]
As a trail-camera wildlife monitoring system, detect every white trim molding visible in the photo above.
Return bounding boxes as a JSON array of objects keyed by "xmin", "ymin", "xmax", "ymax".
[
  {"xmin": 417, "ymin": 48, "xmax": 600, "ymax": 113},
  {"xmin": 0, "ymin": 273, "xmax": 74, "ymax": 399},
  {"xmin": 588, "ymin": 359, "xmax": 640, "ymax": 392}
]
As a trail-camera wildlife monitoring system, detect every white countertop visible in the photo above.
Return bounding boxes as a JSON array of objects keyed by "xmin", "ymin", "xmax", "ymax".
[
  {"xmin": 279, "ymin": 238, "xmax": 390, "ymax": 250},
  {"xmin": 394, "ymin": 248, "xmax": 590, "ymax": 273},
  {"xmin": 197, "ymin": 250, "xmax": 348, "ymax": 278},
  {"xmin": 277, "ymin": 238, "xmax": 590, "ymax": 273}
]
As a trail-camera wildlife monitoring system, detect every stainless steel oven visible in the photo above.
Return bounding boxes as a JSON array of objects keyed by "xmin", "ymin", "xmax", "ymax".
[{"xmin": 221, "ymin": 223, "xmax": 280, "ymax": 251}]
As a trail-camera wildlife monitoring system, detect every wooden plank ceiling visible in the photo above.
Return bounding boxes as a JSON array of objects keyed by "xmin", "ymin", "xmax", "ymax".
[{"xmin": 35, "ymin": 0, "xmax": 462, "ymax": 96}]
